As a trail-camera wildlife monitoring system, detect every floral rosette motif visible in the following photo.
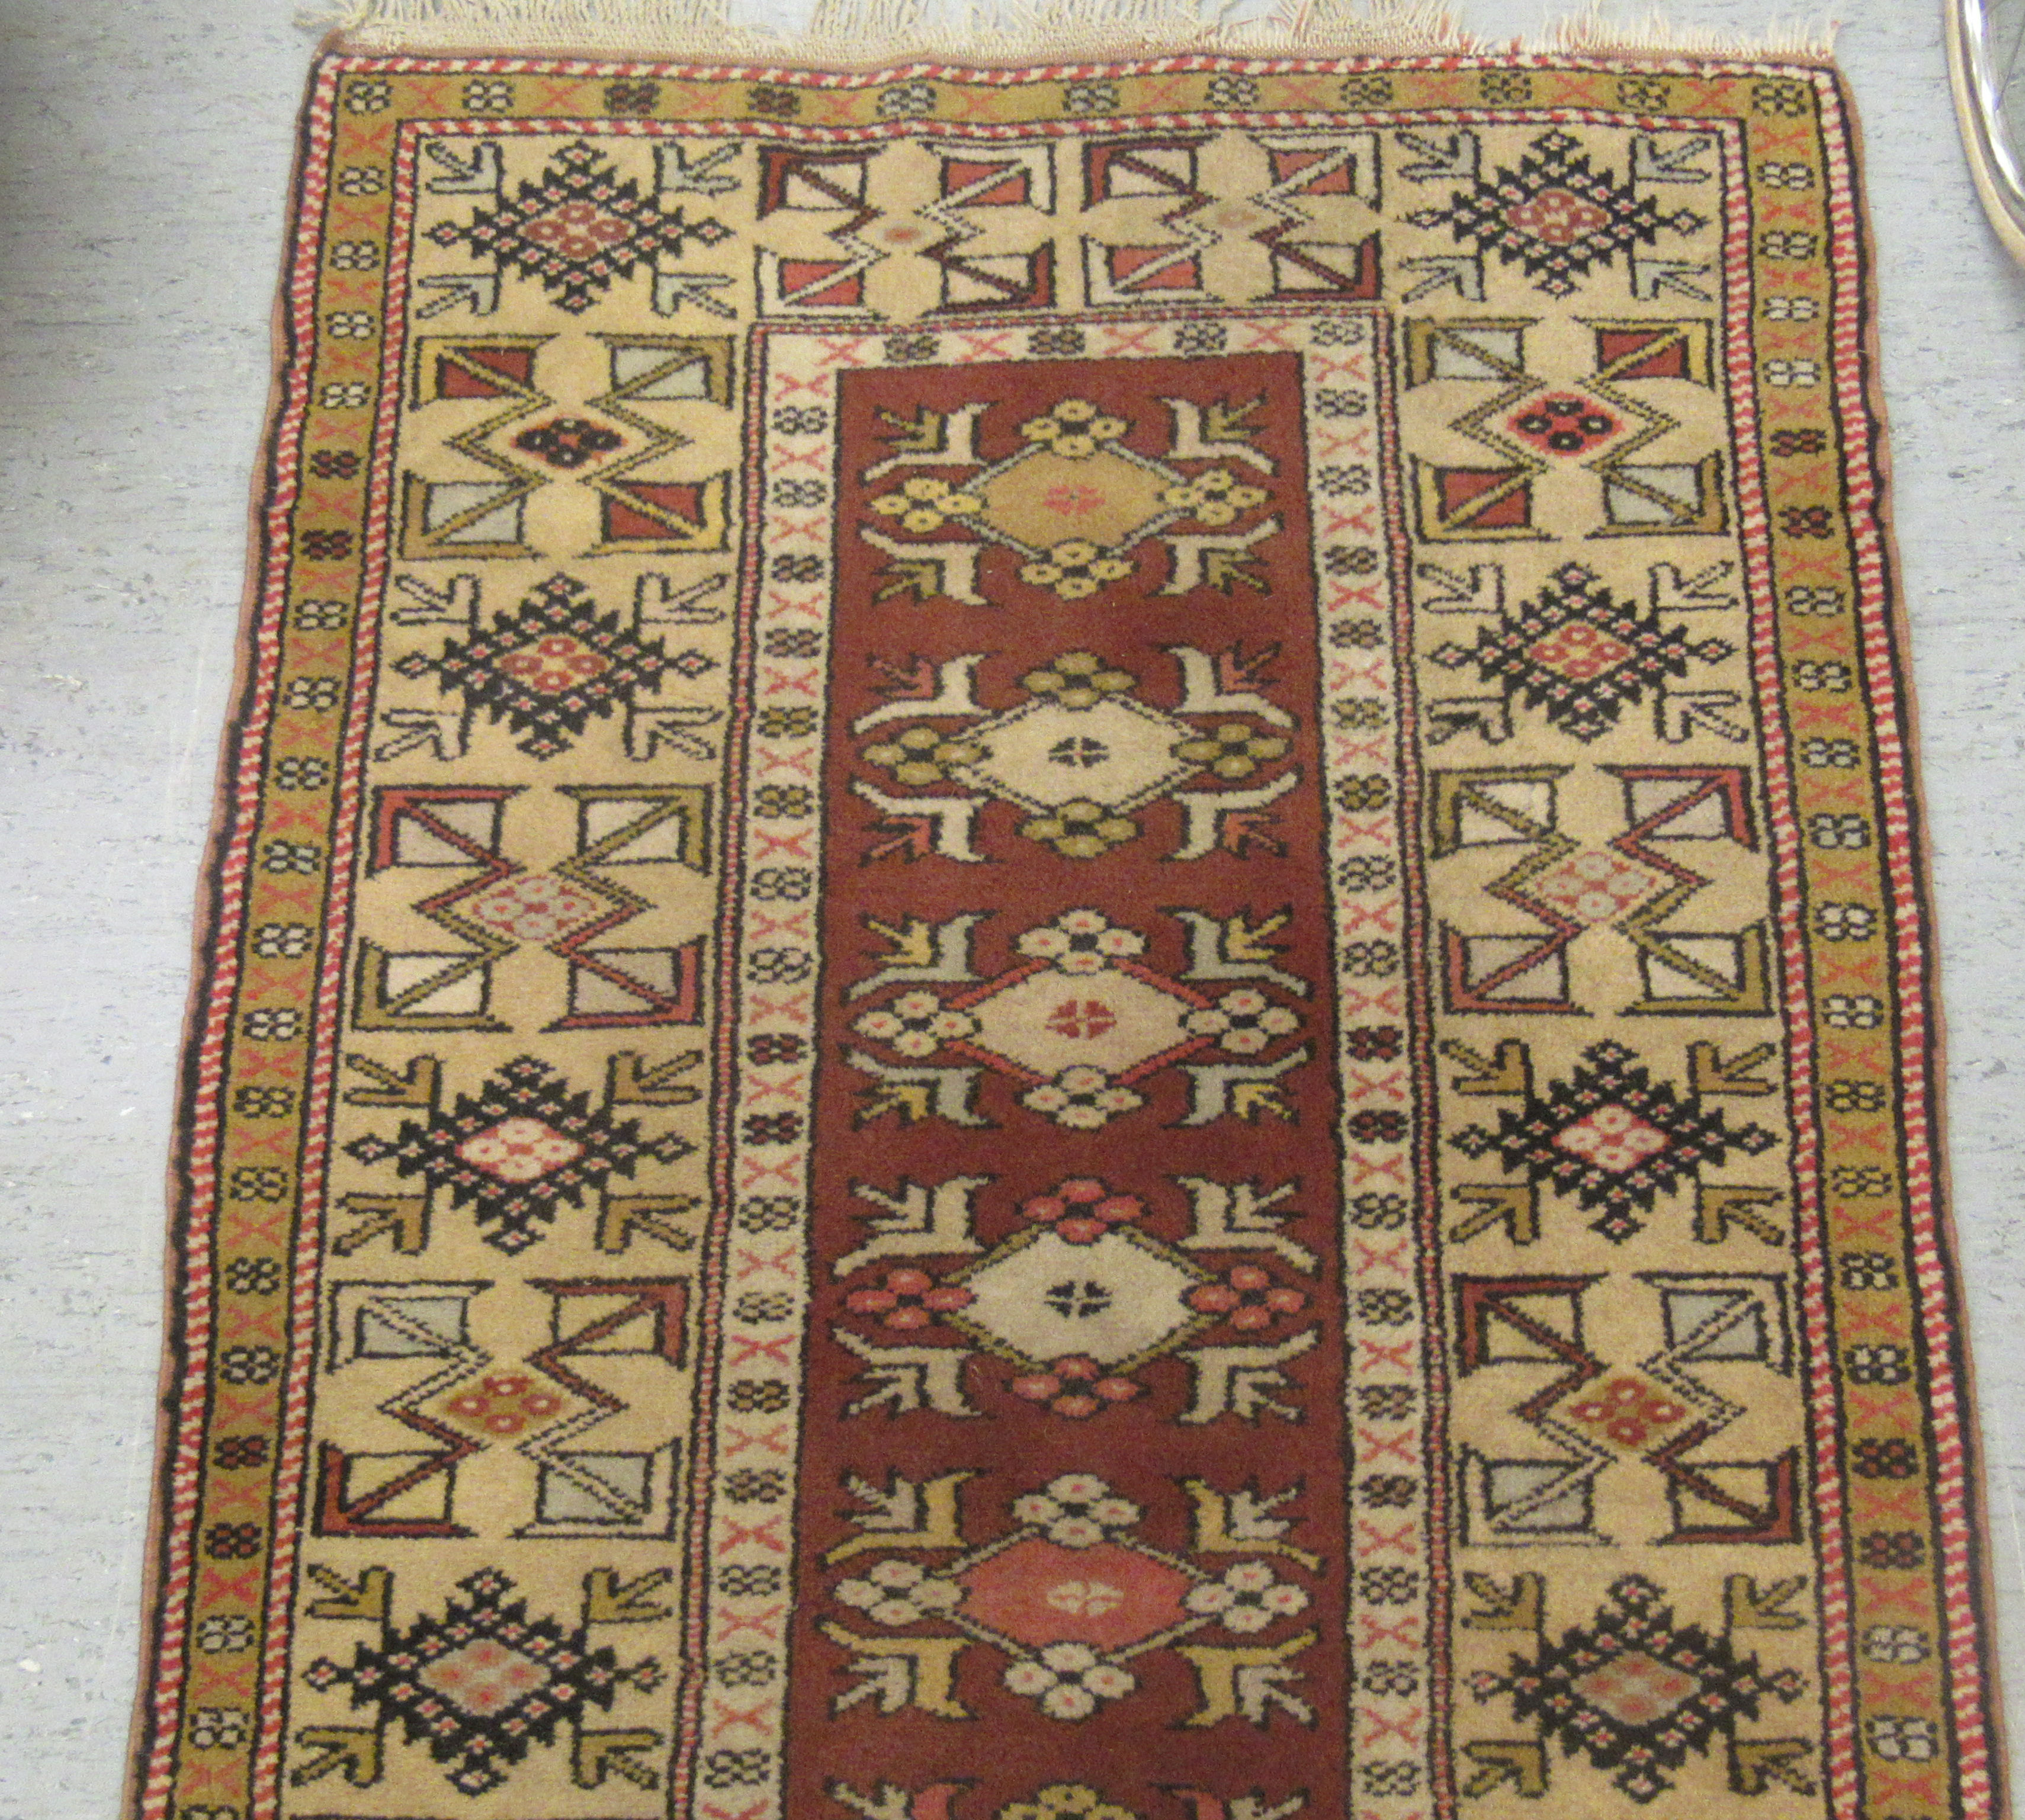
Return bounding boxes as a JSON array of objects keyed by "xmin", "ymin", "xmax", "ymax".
[{"xmin": 820, "ymin": 1475, "xmax": 1317, "ymax": 1725}]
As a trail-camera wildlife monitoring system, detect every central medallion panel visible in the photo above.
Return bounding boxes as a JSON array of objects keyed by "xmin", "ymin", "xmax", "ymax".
[{"xmin": 702, "ymin": 314, "xmax": 1431, "ymax": 1814}]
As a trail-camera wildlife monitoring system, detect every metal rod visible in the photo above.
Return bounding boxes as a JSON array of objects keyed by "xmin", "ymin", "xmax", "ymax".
[
  {"xmin": 1996, "ymin": 0, "xmax": 2025, "ymax": 97},
  {"xmin": 1949, "ymin": 0, "xmax": 2025, "ymax": 265}
]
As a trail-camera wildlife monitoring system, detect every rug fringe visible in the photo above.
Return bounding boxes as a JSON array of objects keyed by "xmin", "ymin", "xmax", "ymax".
[
  {"xmin": 1544, "ymin": 1, "xmax": 1840, "ymax": 59},
  {"xmin": 310, "ymin": 0, "xmax": 1473, "ymax": 59},
  {"xmin": 316, "ymin": 0, "xmax": 1835, "ymax": 63}
]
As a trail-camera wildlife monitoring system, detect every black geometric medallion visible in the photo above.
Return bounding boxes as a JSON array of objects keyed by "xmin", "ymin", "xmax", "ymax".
[
  {"xmin": 1468, "ymin": 1575, "xmax": 1803, "ymax": 1803},
  {"xmin": 428, "ymin": 140, "xmax": 732, "ymax": 314},
  {"xmin": 303, "ymin": 1569, "xmax": 663, "ymax": 1794},
  {"xmin": 1407, "ymin": 130, "xmax": 1708, "ymax": 298},
  {"xmin": 514, "ymin": 416, "xmax": 626, "ymax": 470},
  {"xmin": 344, "ymin": 1057, "xmax": 692, "ymax": 1253},
  {"xmin": 394, "ymin": 574, "xmax": 683, "ymax": 759},
  {"xmin": 1429, "ymin": 564, "xmax": 1734, "ymax": 743},
  {"xmin": 1450, "ymin": 1041, "xmax": 1774, "ymax": 1242}
]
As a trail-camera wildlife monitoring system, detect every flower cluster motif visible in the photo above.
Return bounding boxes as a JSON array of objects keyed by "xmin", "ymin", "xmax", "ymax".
[
  {"xmin": 851, "ymin": 990, "xmax": 978, "ymax": 1058},
  {"xmin": 1022, "ymin": 651, "xmax": 1136, "ymax": 707},
  {"xmin": 869, "ymin": 473, "xmax": 984, "ymax": 533},
  {"xmin": 859, "ymin": 724, "xmax": 986, "ymax": 785},
  {"xmin": 1005, "ymin": 1644, "xmax": 1135, "ymax": 1718},
  {"xmin": 1021, "ymin": 800, "xmax": 1140, "ymax": 860},
  {"xmin": 1023, "ymin": 1066, "xmax": 1142, "ymax": 1129},
  {"xmin": 834, "ymin": 1558, "xmax": 964, "ymax": 1626},
  {"xmin": 845, "ymin": 1268, "xmax": 976, "ymax": 1330},
  {"xmin": 1010, "ymin": 1354, "xmax": 1143, "ymax": 1418},
  {"xmin": 1160, "ymin": 468, "xmax": 1267, "ymax": 526},
  {"xmin": 1019, "ymin": 1179, "xmax": 1144, "ymax": 1243},
  {"xmin": 1020, "ymin": 398, "xmax": 1128, "ymax": 460},
  {"xmin": 1183, "ymin": 1561, "xmax": 1312, "ymax": 1633},
  {"xmin": 1174, "ymin": 721, "xmax": 1292, "ymax": 779},
  {"xmin": 1002, "ymin": 1787, "xmax": 1140, "ymax": 1820},
  {"xmin": 1020, "ymin": 540, "xmax": 1132, "ymax": 601},
  {"xmin": 1183, "ymin": 988, "xmax": 1302, "ymax": 1055},
  {"xmin": 1017, "ymin": 909, "xmax": 1144, "ymax": 976},
  {"xmin": 1009, "ymin": 1474, "xmax": 1143, "ymax": 1546},
  {"xmin": 1186, "ymin": 1264, "xmax": 1309, "ymax": 1331}
]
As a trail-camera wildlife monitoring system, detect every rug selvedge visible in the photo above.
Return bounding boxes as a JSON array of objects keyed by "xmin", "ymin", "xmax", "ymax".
[{"xmin": 130, "ymin": 49, "xmax": 2003, "ymax": 1820}]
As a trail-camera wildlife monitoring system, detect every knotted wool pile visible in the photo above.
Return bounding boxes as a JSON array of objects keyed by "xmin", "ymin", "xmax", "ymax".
[{"xmin": 129, "ymin": 18, "xmax": 2010, "ymax": 1820}]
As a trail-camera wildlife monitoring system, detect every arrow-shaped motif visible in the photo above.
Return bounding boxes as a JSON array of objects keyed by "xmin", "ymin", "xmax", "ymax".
[
  {"xmin": 573, "ymin": 1729, "xmax": 662, "ymax": 1789},
  {"xmin": 289, "ymin": 1725, "xmax": 383, "ymax": 1788},
  {"xmin": 1729, "ymin": 1738, "xmax": 1816, "ymax": 1795},
  {"xmin": 1176, "ymin": 1629, "xmax": 1318, "ymax": 1727},
  {"xmin": 826, "ymin": 1469, "xmax": 978, "ymax": 1564},
  {"xmin": 330, "ymin": 1193, "xmax": 429, "ymax": 1257},
  {"xmin": 1459, "ymin": 1740, "xmax": 1548, "ymax": 1796},
  {"xmin": 820, "ymin": 1625, "xmax": 973, "ymax": 1717}
]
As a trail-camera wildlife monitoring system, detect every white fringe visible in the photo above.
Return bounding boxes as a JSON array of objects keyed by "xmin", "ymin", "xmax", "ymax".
[
  {"xmin": 1548, "ymin": 2, "xmax": 1838, "ymax": 59},
  {"xmin": 316, "ymin": 0, "xmax": 1838, "ymax": 63}
]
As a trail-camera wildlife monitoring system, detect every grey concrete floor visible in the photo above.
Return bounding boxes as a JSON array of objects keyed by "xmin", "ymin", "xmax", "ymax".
[{"xmin": 1, "ymin": 1, "xmax": 2020, "ymax": 1813}]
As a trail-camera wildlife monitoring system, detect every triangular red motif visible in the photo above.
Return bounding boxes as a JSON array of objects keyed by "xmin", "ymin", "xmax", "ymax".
[
  {"xmin": 778, "ymin": 259, "xmax": 865, "ymax": 306},
  {"xmin": 604, "ymin": 482, "xmax": 707, "ymax": 541},
  {"xmin": 437, "ymin": 345, "xmax": 536, "ymax": 398},
  {"xmin": 1597, "ymin": 328, "xmax": 1692, "ymax": 380},
  {"xmin": 1108, "ymin": 245, "xmax": 1199, "ymax": 290},
  {"xmin": 1270, "ymin": 149, "xmax": 1353, "ymax": 194},
  {"xmin": 944, "ymin": 159, "xmax": 1030, "ymax": 206}
]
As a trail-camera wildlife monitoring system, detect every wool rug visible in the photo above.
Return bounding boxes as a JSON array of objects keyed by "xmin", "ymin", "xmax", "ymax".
[{"xmin": 130, "ymin": 17, "xmax": 2009, "ymax": 1820}]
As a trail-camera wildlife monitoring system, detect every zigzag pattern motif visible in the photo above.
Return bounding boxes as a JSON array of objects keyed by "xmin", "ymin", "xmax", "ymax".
[
  {"xmin": 1632, "ymin": 1273, "xmax": 1799, "ymax": 1543},
  {"xmin": 1432, "ymin": 765, "xmax": 1770, "ymax": 1016},
  {"xmin": 919, "ymin": 147, "xmax": 1055, "ymax": 312},
  {"xmin": 356, "ymin": 788, "xmax": 521, "ymax": 1030},
  {"xmin": 357, "ymin": 787, "xmax": 707, "ymax": 1032},
  {"xmin": 402, "ymin": 335, "xmax": 706, "ymax": 557},
  {"xmin": 546, "ymin": 787, "xmax": 710, "ymax": 1030},
  {"xmin": 518, "ymin": 1278, "xmax": 688, "ymax": 1531},
  {"xmin": 1603, "ymin": 765, "xmax": 1772, "ymax": 1015},
  {"xmin": 1083, "ymin": 137, "xmax": 1217, "ymax": 301},
  {"xmin": 577, "ymin": 340, "xmax": 715, "ymax": 551},
  {"xmin": 1432, "ymin": 769, "xmax": 1583, "ymax": 1014},
  {"xmin": 1455, "ymin": 1276, "xmax": 1615, "ymax": 1540},
  {"xmin": 402, "ymin": 338, "xmax": 556, "ymax": 556},
  {"xmin": 755, "ymin": 147, "xmax": 888, "ymax": 310},
  {"xmin": 1456, "ymin": 1273, "xmax": 1798, "ymax": 1545},
  {"xmin": 315, "ymin": 1293, "xmax": 492, "ymax": 1539},
  {"xmin": 1242, "ymin": 133, "xmax": 1382, "ymax": 298},
  {"xmin": 1581, "ymin": 320, "xmax": 1721, "ymax": 535}
]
